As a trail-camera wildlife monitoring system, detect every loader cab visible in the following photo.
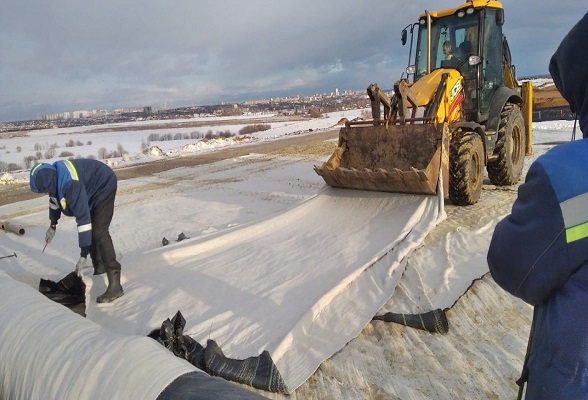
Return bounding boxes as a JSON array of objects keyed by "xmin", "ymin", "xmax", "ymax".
[{"xmin": 407, "ymin": 4, "xmax": 506, "ymax": 122}]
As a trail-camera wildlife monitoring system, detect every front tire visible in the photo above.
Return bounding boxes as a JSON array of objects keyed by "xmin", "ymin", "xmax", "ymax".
[
  {"xmin": 449, "ymin": 130, "xmax": 484, "ymax": 206},
  {"xmin": 487, "ymin": 103, "xmax": 526, "ymax": 185}
]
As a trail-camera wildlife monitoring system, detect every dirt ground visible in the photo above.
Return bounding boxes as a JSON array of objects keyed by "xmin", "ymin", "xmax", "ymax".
[{"xmin": 533, "ymin": 82, "xmax": 568, "ymax": 108}]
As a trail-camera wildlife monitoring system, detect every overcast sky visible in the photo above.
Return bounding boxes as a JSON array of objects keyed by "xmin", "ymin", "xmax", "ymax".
[{"xmin": 1, "ymin": 1, "xmax": 585, "ymax": 122}]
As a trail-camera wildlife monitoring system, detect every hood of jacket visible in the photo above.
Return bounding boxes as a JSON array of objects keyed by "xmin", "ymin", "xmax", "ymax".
[
  {"xmin": 549, "ymin": 12, "xmax": 588, "ymax": 137},
  {"xmin": 29, "ymin": 163, "xmax": 57, "ymax": 196}
]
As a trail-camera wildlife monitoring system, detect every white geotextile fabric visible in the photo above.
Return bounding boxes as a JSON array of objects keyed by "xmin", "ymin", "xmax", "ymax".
[
  {"xmin": 85, "ymin": 187, "xmax": 445, "ymax": 392},
  {"xmin": 0, "ymin": 270, "xmax": 197, "ymax": 400},
  {"xmin": 389, "ymin": 213, "xmax": 508, "ymax": 313}
]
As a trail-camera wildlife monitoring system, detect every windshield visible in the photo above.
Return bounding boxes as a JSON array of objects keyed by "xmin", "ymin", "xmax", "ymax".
[{"xmin": 414, "ymin": 11, "xmax": 480, "ymax": 80}]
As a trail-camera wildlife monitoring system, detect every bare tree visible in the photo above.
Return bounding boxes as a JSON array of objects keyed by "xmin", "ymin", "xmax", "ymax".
[
  {"xmin": 44, "ymin": 147, "xmax": 56, "ymax": 159},
  {"xmin": 23, "ymin": 156, "xmax": 35, "ymax": 169},
  {"xmin": 116, "ymin": 143, "xmax": 127, "ymax": 156},
  {"xmin": 97, "ymin": 147, "xmax": 108, "ymax": 159}
]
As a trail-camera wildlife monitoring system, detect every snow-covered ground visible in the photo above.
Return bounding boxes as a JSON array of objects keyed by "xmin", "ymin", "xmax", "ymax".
[
  {"xmin": 0, "ymin": 109, "xmax": 366, "ymax": 182},
  {"xmin": 0, "ymin": 107, "xmax": 579, "ymax": 398}
]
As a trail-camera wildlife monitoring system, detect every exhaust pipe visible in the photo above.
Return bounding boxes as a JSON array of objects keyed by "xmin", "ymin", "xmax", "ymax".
[{"xmin": 1, "ymin": 220, "xmax": 26, "ymax": 236}]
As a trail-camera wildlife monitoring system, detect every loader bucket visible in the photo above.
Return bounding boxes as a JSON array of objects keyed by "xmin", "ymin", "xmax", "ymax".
[{"xmin": 314, "ymin": 122, "xmax": 449, "ymax": 196}]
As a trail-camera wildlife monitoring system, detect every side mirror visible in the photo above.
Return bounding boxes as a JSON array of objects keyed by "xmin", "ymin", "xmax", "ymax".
[
  {"xmin": 496, "ymin": 9, "xmax": 504, "ymax": 26},
  {"xmin": 468, "ymin": 55, "xmax": 482, "ymax": 66},
  {"xmin": 401, "ymin": 29, "xmax": 407, "ymax": 46}
]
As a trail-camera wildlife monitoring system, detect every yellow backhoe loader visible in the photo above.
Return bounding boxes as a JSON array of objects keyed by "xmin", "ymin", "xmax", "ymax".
[{"xmin": 315, "ymin": 0, "xmax": 532, "ymax": 205}]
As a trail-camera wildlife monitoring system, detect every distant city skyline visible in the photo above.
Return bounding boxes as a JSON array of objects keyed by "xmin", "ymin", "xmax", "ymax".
[
  {"xmin": 1, "ymin": 1, "xmax": 584, "ymax": 122},
  {"xmin": 35, "ymin": 87, "xmax": 356, "ymax": 123}
]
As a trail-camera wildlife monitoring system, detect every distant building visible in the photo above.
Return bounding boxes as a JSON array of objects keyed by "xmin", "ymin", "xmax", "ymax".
[
  {"xmin": 43, "ymin": 110, "xmax": 91, "ymax": 120},
  {"xmin": 73, "ymin": 110, "xmax": 90, "ymax": 118}
]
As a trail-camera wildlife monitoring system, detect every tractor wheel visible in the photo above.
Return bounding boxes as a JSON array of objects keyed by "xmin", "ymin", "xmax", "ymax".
[
  {"xmin": 487, "ymin": 103, "xmax": 526, "ymax": 185},
  {"xmin": 449, "ymin": 130, "xmax": 484, "ymax": 206}
]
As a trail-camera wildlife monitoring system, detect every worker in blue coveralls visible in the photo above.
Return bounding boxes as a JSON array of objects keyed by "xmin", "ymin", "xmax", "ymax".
[
  {"xmin": 487, "ymin": 12, "xmax": 588, "ymax": 400},
  {"xmin": 30, "ymin": 159, "xmax": 124, "ymax": 303}
]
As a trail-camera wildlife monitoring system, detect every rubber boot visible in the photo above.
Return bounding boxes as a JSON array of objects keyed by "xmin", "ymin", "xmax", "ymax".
[
  {"xmin": 97, "ymin": 269, "xmax": 124, "ymax": 303},
  {"xmin": 93, "ymin": 263, "xmax": 106, "ymax": 275}
]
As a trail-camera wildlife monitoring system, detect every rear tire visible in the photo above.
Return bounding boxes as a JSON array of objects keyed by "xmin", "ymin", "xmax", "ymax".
[
  {"xmin": 449, "ymin": 130, "xmax": 484, "ymax": 206},
  {"xmin": 487, "ymin": 103, "xmax": 526, "ymax": 185}
]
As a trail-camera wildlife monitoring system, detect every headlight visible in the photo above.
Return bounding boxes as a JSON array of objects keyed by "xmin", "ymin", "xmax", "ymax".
[{"xmin": 406, "ymin": 65, "xmax": 416, "ymax": 75}]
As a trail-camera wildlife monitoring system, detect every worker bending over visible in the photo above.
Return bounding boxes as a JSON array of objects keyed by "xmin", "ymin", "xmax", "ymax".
[{"xmin": 30, "ymin": 159, "xmax": 123, "ymax": 303}]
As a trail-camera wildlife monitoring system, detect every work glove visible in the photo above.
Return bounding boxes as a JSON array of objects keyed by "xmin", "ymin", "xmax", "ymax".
[
  {"xmin": 75, "ymin": 256, "xmax": 87, "ymax": 276},
  {"xmin": 45, "ymin": 225, "xmax": 56, "ymax": 243}
]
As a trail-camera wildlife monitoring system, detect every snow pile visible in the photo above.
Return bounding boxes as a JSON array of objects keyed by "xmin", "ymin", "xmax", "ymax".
[
  {"xmin": 0, "ymin": 173, "xmax": 16, "ymax": 185},
  {"xmin": 104, "ymin": 159, "xmax": 118, "ymax": 168},
  {"xmin": 0, "ymin": 173, "xmax": 26, "ymax": 185},
  {"xmin": 532, "ymin": 78, "xmax": 556, "ymax": 89},
  {"xmin": 144, "ymin": 145, "xmax": 165, "ymax": 157},
  {"xmin": 176, "ymin": 136, "xmax": 255, "ymax": 154}
]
